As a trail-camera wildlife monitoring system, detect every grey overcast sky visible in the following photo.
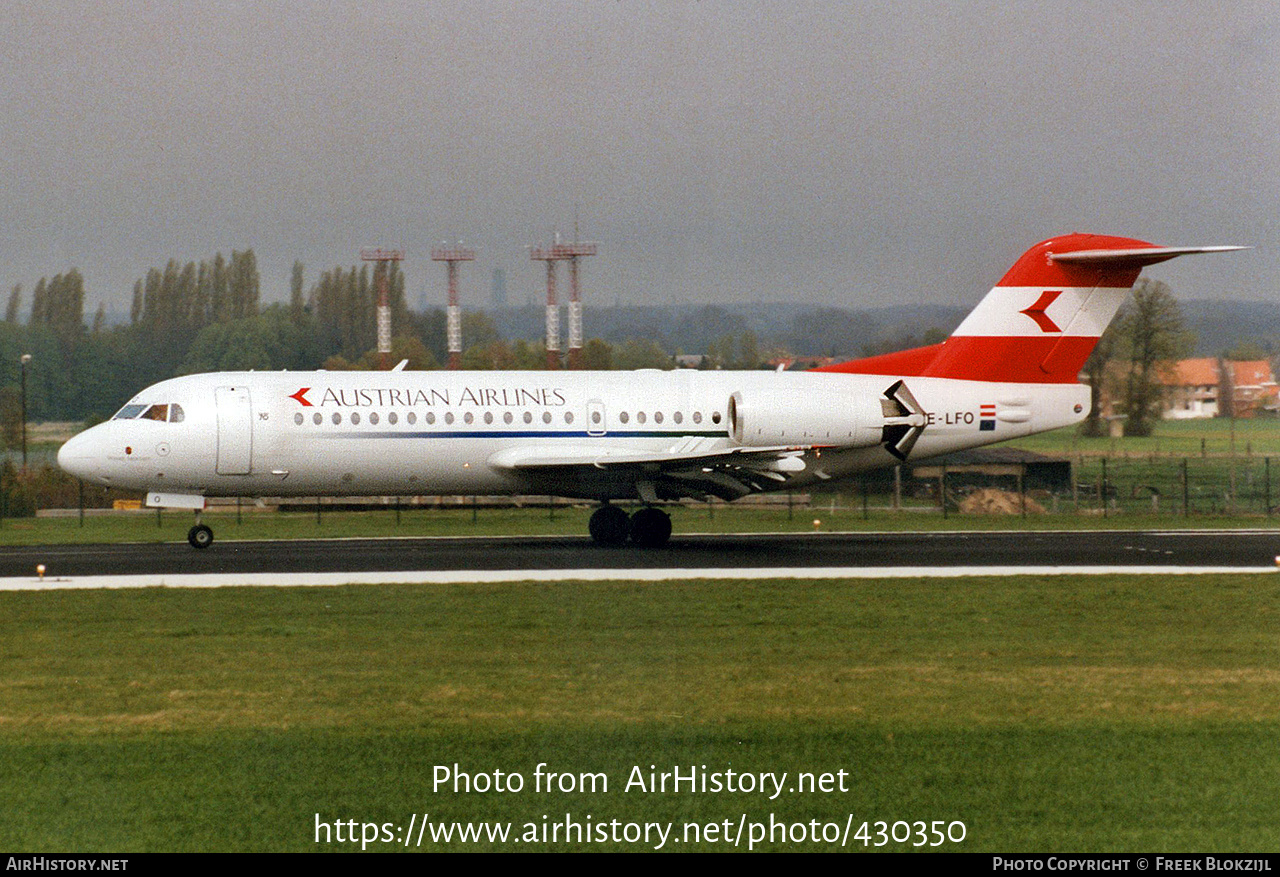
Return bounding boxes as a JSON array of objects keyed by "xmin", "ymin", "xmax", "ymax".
[{"xmin": 1, "ymin": 1, "xmax": 1276, "ymax": 314}]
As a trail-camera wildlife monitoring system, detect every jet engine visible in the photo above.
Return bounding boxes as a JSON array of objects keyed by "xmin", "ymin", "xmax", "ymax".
[
  {"xmin": 728, "ymin": 380, "xmax": 929, "ymax": 458},
  {"xmin": 727, "ymin": 390, "xmax": 883, "ymax": 448}
]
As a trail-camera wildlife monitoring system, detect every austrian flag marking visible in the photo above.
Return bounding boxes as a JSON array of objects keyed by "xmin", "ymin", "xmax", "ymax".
[
  {"xmin": 980, "ymin": 403, "xmax": 996, "ymax": 431},
  {"xmin": 289, "ymin": 387, "xmax": 312, "ymax": 407}
]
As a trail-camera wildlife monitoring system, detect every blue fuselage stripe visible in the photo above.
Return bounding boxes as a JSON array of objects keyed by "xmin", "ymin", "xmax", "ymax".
[{"xmin": 319, "ymin": 430, "xmax": 728, "ymax": 440}]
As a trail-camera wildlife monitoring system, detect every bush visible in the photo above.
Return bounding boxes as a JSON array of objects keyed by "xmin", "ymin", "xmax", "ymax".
[{"xmin": 0, "ymin": 461, "xmax": 134, "ymax": 517}]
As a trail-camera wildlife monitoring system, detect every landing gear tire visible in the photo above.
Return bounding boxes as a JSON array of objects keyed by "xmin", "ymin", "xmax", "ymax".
[
  {"xmin": 589, "ymin": 505, "xmax": 630, "ymax": 546},
  {"xmin": 629, "ymin": 507, "xmax": 672, "ymax": 548},
  {"xmin": 188, "ymin": 524, "xmax": 214, "ymax": 549}
]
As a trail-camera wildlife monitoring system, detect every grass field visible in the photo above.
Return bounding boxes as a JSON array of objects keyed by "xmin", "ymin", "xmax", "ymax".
[
  {"xmin": 6, "ymin": 502, "xmax": 1280, "ymax": 548},
  {"xmin": 2, "ymin": 575, "xmax": 1278, "ymax": 851},
  {"xmin": 1007, "ymin": 417, "xmax": 1280, "ymax": 457}
]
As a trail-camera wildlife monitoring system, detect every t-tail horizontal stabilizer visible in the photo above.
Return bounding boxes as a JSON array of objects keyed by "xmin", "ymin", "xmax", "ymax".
[
  {"xmin": 1049, "ymin": 245, "xmax": 1249, "ymax": 267},
  {"xmin": 880, "ymin": 380, "xmax": 927, "ymax": 461}
]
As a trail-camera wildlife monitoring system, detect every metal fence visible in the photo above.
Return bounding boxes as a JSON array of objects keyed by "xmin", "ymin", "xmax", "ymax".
[
  {"xmin": 813, "ymin": 455, "xmax": 1280, "ymax": 519},
  {"xmin": 1068, "ymin": 455, "xmax": 1277, "ymax": 517}
]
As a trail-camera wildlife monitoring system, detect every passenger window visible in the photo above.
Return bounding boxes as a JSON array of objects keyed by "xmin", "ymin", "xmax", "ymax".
[
  {"xmin": 332, "ymin": 413, "xmax": 342, "ymax": 425},
  {"xmin": 504, "ymin": 412, "xmax": 513, "ymax": 425},
  {"xmin": 654, "ymin": 411, "xmax": 663, "ymax": 424},
  {"xmin": 294, "ymin": 413, "xmax": 304, "ymax": 425},
  {"xmin": 169, "ymin": 404, "xmax": 184, "ymax": 423},
  {"xmin": 712, "ymin": 412, "xmax": 722, "ymax": 424},
  {"xmin": 542, "ymin": 412, "xmax": 552, "ymax": 424},
  {"xmin": 620, "ymin": 411, "xmax": 629, "ymax": 424},
  {"xmin": 591, "ymin": 411, "xmax": 601, "ymax": 424},
  {"xmin": 693, "ymin": 411, "xmax": 703, "ymax": 424},
  {"xmin": 313, "ymin": 413, "xmax": 322, "ymax": 425},
  {"xmin": 483, "ymin": 412, "xmax": 493, "ymax": 425},
  {"xmin": 637, "ymin": 412, "xmax": 647, "ymax": 424},
  {"xmin": 370, "ymin": 412, "xmax": 380, "ymax": 425},
  {"xmin": 351, "ymin": 412, "xmax": 361, "ymax": 425},
  {"xmin": 463, "ymin": 412, "xmax": 473, "ymax": 424},
  {"xmin": 409, "ymin": 412, "xmax": 418, "ymax": 425},
  {"xmin": 523, "ymin": 411, "xmax": 533, "ymax": 424},
  {"xmin": 674, "ymin": 411, "xmax": 683, "ymax": 424},
  {"xmin": 388, "ymin": 412, "xmax": 398, "ymax": 425},
  {"xmin": 445, "ymin": 412, "xmax": 455, "ymax": 425},
  {"xmin": 565, "ymin": 411, "xmax": 574, "ymax": 424}
]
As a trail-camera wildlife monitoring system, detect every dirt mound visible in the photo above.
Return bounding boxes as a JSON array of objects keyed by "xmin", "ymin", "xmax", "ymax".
[{"xmin": 958, "ymin": 488, "xmax": 1045, "ymax": 515}]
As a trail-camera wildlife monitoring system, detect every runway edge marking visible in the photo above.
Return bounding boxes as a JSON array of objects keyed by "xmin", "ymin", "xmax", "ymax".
[{"xmin": 1, "ymin": 566, "xmax": 1276, "ymax": 590}]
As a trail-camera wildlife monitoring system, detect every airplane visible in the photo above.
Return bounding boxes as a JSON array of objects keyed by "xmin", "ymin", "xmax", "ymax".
[{"xmin": 57, "ymin": 234, "xmax": 1243, "ymax": 549}]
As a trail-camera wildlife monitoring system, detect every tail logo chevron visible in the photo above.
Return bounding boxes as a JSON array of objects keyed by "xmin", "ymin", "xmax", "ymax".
[{"xmin": 1019, "ymin": 290, "xmax": 1064, "ymax": 333}]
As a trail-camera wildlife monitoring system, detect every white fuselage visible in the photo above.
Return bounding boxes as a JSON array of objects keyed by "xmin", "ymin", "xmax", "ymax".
[{"xmin": 57, "ymin": 368, "xmax": 1088, "ymax": 504}]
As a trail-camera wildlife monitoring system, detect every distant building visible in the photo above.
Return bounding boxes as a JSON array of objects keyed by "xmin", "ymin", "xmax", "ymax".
[
  {"xmin": 1224, "ymin": 359, "xmax": 1280, "ymax": 417},
  {"xmin": 675, "ymin": 354, "xmax": 708, "ymax": 369},
  {"xmin": 764, "ymin": 355, "xmax": 836, "ymax": 371},
  {"xmin": 1161, "ymin": 358, "xmax": 1278, "ymax": 419},
  {"xmin": 1162, "ymin": 358, "xmax": 1221, "ymax": 419}
]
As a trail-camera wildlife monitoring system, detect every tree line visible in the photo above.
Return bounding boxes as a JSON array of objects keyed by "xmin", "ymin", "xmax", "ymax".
[
  {"xmin": 0, "ymin": 254, "xmax": 791, "ymax": 428},
  {"xmin": 0, "ymin": 255, "xmax": 1204, "ymax": 438}
]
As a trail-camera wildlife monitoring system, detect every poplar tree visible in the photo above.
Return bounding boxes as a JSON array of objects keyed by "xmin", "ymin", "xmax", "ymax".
[
  {"xmin": 130, "ymin": 280, "xmax": 143, "ymax": 325},
  {"xmin": 290, "ymin": 261, "xmax": 305, "ymax": 326},
  {"xmin": 29, "ymin": 277, "xmax": 47, "ymax": 325},
  {"xmin": 227, "ymin": 249, "xmax": 260, "ymax": 320},
  {"xmin": 211, "ymin": 253, "xmax": 229, "ymax": 322}
]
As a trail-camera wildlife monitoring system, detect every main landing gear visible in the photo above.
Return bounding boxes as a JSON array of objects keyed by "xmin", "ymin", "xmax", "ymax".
[{"xmin": 589, "ymin": 504, "xmax": 672, "ymax": 547}]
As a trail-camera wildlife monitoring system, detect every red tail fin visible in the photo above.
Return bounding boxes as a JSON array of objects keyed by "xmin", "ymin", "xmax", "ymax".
[{"xmin": 819, "ymin": 235, "xmax": 1244, "ymax": 383}]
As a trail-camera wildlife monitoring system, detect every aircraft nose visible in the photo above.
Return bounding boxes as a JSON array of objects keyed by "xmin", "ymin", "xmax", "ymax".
[{"xmin": 57, "ymin": 431, "xmax": 98, "ymax": 481}]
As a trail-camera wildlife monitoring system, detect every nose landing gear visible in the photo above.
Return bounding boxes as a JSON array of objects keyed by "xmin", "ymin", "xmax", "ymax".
[
  {"xmin": 588, "ymin": 504, "xmax": 672, "ymax": 547},
  {"xmin": 188, "ymin": 524, "xmax": 213, "ymax": 549},
  {"xmin": 188, "ymin": 510, "xmax": 213, "ymax": 549}
]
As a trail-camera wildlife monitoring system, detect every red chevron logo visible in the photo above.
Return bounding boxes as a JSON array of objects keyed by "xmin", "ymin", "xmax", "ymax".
[
  {"xmin": 288, "ymin": 387, "xmax": 312, "ymax": 407},
  {"xmin": 1019, "ymin": 290, "xmax": 1064, "ymax": 333}
]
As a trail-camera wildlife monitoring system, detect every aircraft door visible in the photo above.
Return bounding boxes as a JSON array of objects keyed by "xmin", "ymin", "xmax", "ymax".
[
  {"xmin": 215, "ymin": 386, "xmax": 253, "ymax": 475},
  {"xmin": 587, "ymin": 399, "xmax": 607, "ymax": 436}
]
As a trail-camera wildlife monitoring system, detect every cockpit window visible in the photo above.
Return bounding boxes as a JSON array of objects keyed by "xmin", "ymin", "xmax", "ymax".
[
  {"xmin": 114, "ymin": 402, "xmax": 184, "ymax": 422},
  {"xmin": 113, "ymin": 404, "xmax": 147, "ymax": 420}
]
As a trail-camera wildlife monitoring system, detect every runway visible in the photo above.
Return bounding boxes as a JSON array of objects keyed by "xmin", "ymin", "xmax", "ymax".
[{"xmin": 0, "ymin": 529, "xmax": 1278, "ymax": 589}]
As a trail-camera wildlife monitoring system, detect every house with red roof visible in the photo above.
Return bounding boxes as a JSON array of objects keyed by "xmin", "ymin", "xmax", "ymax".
[{"xmin": 1161, "ymin": 358, "xmax": 1278, "ymax": 419}]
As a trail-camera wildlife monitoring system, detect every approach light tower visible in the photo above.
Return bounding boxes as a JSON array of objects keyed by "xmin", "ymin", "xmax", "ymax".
[
  {"xmin": 431, "ymin": 244, "xmax": 476, "ymax": 370},
  {"xmin": 359, "ymin": 247, "xmax": 404, "ymax": 370},
  {"xmin": 555, "ymin": 240, "xmax": 596, "ymax": 369},
  {"xmin": 530, "ymin": 236, "xmax": 597, "ymax": 369},
  {"xmin": 530, "ymin": 243, "xmax": 562, "ymax": 369}
]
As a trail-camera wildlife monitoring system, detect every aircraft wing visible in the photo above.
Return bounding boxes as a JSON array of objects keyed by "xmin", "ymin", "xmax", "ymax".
[{"xmin": 487, "ymin": 442, "xmax": 819, "ymax": 500}]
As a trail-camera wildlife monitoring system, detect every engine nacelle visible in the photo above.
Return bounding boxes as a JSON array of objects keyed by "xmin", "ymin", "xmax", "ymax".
[{"xmin": 727, "ymin": 390, "xmax": 884, "ymax": 447}]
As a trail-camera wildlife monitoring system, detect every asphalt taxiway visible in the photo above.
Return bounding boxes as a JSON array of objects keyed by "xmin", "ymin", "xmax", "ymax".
[{"xmin": 0, "ymin": 529, "xmax": 1278, "ymax": 589}]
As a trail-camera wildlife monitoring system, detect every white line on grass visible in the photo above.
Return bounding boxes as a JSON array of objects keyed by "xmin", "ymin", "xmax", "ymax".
[{"xmin": 0, "ymin": 565, "xmax": 1275, "ymax": 590}]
